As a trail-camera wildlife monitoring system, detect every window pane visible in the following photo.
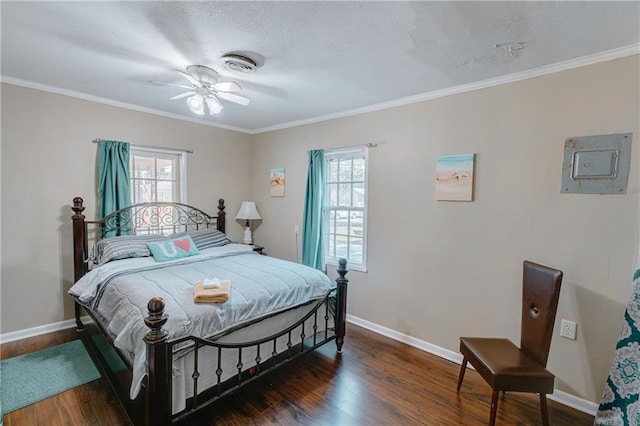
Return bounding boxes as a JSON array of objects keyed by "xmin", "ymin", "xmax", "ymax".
[
  {"xmin": 353, "ymin": 158, "xmax": 365, "ymax": 181},
  {"xmin": 353, "ymin": 183, "xmax": 365, "ymax": 208},
  {"xmin": 329, "ymin": 213, "xmax": 336, "ymax": 234},
  {"xmin": 135, "ymin": 180, "xmax": 156, "ymax": 203},
  {"xmin": 336, "ymin": 235, "xmax": 348, "ymax": 258},
  {"xmin": 338, "ymin": 159, "xmax": 352, "ymax": 182},
  {"xmin": 133, "ymin": 181, "xmax": 142, "ymax": 203},
  {"xmin": 133, "ymin": 156, "xmax": 156, "ymax": 179},
  {"xmin": 349, "ymin": 238, "xmax": 363, "ymax": 263},
  {"xmin": 338, "ymin": 183, "xmax": 351, "ymax": 207},
  {"xmin": 328, "ymin": 236, "xmax": 335, "ymax": 258},
  {"xmin": 157, "ymin": 180, "xmax": 176, "ymax": 202},
  {"xmin": 329, "ymin": 160, "xmax": 339, "ymax": 183},
  {"xmin": 350, "ymin": 218, "xmax": 363, "ymax": 237},
  {"xmin": 335, "ymin": 210, "xmax": 350, "ymax": 224},
  {"xmin": 328, "ymin": 183, "xmax": 338, "ymax": 207},
  {"xmin": 157, "ymin": 158, "xmax": 174, "ymax": 180}
]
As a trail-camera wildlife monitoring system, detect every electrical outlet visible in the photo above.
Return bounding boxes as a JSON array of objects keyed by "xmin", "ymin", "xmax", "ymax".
[
  {"xmin": 560, "ymin": 319, "xmax": 577, "ymax": 340},
  {"xmin": 294, "ymin": 225, "xmax": 299, "ymax": 235}
]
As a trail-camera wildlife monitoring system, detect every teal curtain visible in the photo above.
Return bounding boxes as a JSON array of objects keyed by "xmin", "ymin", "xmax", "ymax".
[
  {"xmin": 302, "ymin": 149, "xmax": 324, "ymax": 270},
  {"xmin": 98, "ymin": 140, "xmax": 131, "ymax": 236}
]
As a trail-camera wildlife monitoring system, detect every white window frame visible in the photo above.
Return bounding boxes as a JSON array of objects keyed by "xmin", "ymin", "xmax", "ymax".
[
  {"xmin": 323, "ymin": 147, "xmax": 368, "ymax": 272},
  {"xmin": 130, "ymin": 146, "xmax": 188, "ymax": 204}
]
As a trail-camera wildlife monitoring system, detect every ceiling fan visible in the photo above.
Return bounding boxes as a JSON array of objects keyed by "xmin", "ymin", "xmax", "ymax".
[{"xmin": 150, "ymin": 65, "xmax": 250, "ymax": 115}]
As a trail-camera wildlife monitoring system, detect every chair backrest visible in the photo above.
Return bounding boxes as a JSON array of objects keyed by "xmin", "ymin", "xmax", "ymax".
[{"xmin": 520, "ymin": 260, "xmax": 563, "ymax": 366}]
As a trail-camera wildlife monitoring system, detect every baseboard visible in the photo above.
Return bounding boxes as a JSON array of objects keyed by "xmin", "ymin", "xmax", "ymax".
[
  {"xmin": 2, "ymin": 313, "xmax": 599, "ymax": 415},
  {"xmin": 0, "ymin": 316, "xmax": 92, "ymax": 344},
  {"xmin": 346, "ymin": 314, "xmax": 598, "ymax": 416},
  {"xmin": 548, "ymin": 389, "xmax": 599, "ymax": 417}
]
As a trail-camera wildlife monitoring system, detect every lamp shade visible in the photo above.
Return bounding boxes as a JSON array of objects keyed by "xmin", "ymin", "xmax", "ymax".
[{"xmin": 235, "ymin": 201, "xmax": 261, "ymax": 220}]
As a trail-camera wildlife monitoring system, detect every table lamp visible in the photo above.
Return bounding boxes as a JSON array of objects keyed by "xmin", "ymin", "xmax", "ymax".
[{"xmin": 235, "ymin": 201, "xmax": 261, "ymax": 244}]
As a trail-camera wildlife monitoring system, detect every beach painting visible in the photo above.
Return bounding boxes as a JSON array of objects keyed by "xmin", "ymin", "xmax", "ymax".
[
  {"xmin": 270, "ymin": 168, "xmax": 285, "ymax": 197},
  {"xmin": 436, "ymin": 153, "xmax": 475, "ymax": 201}
]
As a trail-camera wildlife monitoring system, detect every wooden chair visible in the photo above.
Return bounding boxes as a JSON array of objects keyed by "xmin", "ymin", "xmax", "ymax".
[{"xmin": 456, "ymin": 260, "xmax": 563, "ymax": 426}]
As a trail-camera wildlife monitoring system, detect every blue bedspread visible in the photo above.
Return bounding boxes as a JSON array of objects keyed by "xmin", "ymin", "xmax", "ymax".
[{"xmin": 69, "ymin": 244, "xmax": 333, "ymax": 398}]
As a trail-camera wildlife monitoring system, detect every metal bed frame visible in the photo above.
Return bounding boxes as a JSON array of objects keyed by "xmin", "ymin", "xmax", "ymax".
[{"xmin": 70, "ymin": 197, "xmax": 348, "ymax": 425}]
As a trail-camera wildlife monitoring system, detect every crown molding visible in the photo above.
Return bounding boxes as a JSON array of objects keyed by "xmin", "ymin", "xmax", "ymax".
[
  {"xmin": 2, "ymin": 43, "xmax": 638, "ymax": 136},
  {"xmin": 0, "ymin": 76, "xmax": 252, "ymax": 134},
  {"xmin": 253, "ymin": 43, "xmax": 640, "ymax": 134}
]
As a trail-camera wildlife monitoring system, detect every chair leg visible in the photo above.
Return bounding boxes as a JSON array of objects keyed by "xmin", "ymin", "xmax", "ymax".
[
  {"xmin": 540, "ymin": 393, "xmax": 550, "ymax": 426},
  {"xmin": 489, "ymin": 390, "xmax": 499, "ymax": 426},
  {"xmin": 456, "ymin": 357, "xmax": 467, "ymax": 392}
]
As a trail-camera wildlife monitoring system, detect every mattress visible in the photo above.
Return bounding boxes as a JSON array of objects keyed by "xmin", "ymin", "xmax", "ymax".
[{"xmin": 69, "ymin": 243, "xmax": 335, "ymax": 409}]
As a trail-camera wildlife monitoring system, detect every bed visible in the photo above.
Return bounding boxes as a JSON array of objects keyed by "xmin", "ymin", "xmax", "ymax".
[{"xmin": 68, "ymin": 197, "xmax": 348, "ymax": 425}]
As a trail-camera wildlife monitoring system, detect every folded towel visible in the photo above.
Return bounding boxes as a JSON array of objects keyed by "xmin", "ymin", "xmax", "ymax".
[{"xmin": 193, "ymin": 279, "xmax": 231, "ymax": 303}]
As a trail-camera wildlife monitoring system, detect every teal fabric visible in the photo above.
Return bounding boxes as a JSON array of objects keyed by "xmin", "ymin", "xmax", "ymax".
[
  {"xmin": 302, "ymin": 149, "xmax": 324, "ymax": 270},
  {"xmin": 595, "ymin": 257, "xmax": 640, "ymax": 425},
  {"xmin": 147, "ymin": 235, "xmax": 200, "ymax": 262},
  {"xmin": 0, "ymin": 340, "xmax": 100, "ymax": 413},
  {"xmin": 98, "ymin": 140, "xmax": 131, "ymax": 236}
]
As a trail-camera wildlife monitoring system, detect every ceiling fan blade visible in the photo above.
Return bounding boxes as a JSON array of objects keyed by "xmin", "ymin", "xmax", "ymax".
[
  {"xmin": 213, "ymin": 81, "xmax": 242, "ymax": 92},
  {"xmin": 169, "ymin": 91, "xmax": 196, "ymax": 100},
  {"xmin": 216, "ymin": 91, "xmax": 250, "ymax": 106},
  {"xmin": 176, "ymin": 70, "xmax": 202, "ymax": 88},
  {"xmin": 148, "ymin": 81, "xmax": 194, "ymax": 90}
]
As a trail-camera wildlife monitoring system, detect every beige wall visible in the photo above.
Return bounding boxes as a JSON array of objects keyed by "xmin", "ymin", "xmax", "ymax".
[
  {"xmin": 1, "ymin": 55, "xmax": 638, "ymax": 404},
  {"xmin": 0, "ymin": 84, "xmax": 252, "ymax": 333},
  {"xmin": 250, "ymin": 55, "xmax": 640, "ymax": 403}
]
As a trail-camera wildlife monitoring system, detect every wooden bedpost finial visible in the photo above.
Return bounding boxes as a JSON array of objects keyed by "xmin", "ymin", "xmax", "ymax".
[
  {"xmin": 337, "ymin": 258, "xmax": 348, "ymax": 280},
  {"xmin": 144, "ymin": 297, "xmax": 169, "ymax": 343},
  {"xmin": 71, "ymin": 197, "xmax": 85, "ymax": 219},
  {"xmin": 217, "ymin": 199, "xmax": 226, "ymax": 234}
]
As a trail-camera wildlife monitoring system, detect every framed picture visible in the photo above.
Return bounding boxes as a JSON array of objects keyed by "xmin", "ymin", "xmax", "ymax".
[
  {"xmin": 270, "ymin": 168, "xmax": 285, "ymax": 197},
  {"xmin": 435, "ymin": 153, "xmax": 475, "ymax": 201}
]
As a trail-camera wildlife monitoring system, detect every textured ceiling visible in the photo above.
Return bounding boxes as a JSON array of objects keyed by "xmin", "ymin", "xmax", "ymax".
[{"xmin": 2, "ymin": 1, "xmax": 639, "ymax": 133}]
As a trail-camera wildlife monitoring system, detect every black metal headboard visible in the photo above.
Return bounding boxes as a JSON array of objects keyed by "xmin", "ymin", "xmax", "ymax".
[{"xmin": 71, "ymin": 197, "xmax": 226, "ymax": 281}]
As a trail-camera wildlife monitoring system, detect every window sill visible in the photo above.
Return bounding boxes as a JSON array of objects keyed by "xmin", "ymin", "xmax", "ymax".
[{"xmin": 326, "ymin": 260, "xmax": 367, "ymax": 273}]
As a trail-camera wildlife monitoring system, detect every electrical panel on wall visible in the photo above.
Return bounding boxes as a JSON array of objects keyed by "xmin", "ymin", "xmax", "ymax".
[{"xmin": 561, "ymin": 133, "xmax": 632, "ymax": 194}]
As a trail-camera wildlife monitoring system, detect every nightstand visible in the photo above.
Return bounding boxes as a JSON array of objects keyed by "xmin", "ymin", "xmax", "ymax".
[{"xmin": 250, "ymin": 244, "xmax": 265, "ymax": 255}]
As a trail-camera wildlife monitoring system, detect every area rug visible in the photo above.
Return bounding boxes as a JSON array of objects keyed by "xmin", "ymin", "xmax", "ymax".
[{"xmin": 1, "ymin": 339, "xmax": 101, "ymax": 413}]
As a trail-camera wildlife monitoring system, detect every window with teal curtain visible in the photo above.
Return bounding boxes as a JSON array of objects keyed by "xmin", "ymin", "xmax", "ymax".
[
  {"xmin": 323, "ymin": 147, "xmax": 368, "ymax": 272},
  {"xmin": 302, "ymin": 149, "xmax": 324, "ymax": 270},
  {"xmin": 98, "ymin": 140, "xmax": 131, "ymax": 236}
]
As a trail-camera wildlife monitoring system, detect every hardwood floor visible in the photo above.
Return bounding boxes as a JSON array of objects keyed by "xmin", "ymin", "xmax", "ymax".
[{"xmin": 1, "ymin": 325, "xmax": 595, "ymax": 425}]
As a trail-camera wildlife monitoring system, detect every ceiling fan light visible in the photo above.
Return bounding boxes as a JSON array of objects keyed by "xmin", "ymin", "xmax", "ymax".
[
  {"xmin": 205, "ymin": 96, "xmax": 223, "ymax": 114},
  {"xmin": 157, "ymin": 64, "xmax": 250, "ymax": 115},
  {"xmin": 187, "ymin": 95, "xmax": 205, "ymax": 115}
]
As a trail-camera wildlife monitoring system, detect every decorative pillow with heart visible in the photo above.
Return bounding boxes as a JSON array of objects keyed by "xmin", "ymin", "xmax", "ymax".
[{"xmin": 147, "ymin": 235, "xmax": 200, "ymax": 262}]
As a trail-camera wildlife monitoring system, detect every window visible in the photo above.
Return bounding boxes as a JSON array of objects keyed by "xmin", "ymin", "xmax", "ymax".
[
  {"xmin": 130, "ymin": 148, "xmax": 187, "ymax": 204},
  {"xmin": 323, "ymin": 147, "xmax": 368, "ymax": 271},
  {"xmin": 129, "ymin": 148, "xmax": 187, "ymax": 233}
]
